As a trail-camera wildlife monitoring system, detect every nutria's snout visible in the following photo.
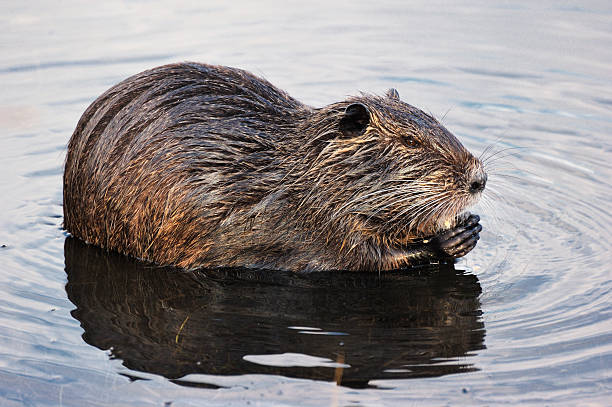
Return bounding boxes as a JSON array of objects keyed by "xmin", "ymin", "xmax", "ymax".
[{"xmin": 469, "ymin": 172, "xmax": 487, "ymax": 194}]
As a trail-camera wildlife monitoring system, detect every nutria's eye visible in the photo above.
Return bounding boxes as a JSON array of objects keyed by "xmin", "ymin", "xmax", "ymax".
[
  {"xmin": 401, "ymin": 135, "xmax": 418, "ymax": 147},
  {"xmin": 339, "ymin": 103, "xmax": 370, "ymax": 138}
]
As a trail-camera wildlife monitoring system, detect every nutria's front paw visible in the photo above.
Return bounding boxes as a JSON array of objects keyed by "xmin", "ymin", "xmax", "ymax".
[{"xmin": 432, "ymin": 214, "xmax": 482, "ymax": 258}]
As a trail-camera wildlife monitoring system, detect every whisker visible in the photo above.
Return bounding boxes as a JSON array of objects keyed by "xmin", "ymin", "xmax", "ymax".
[{"xmin": 482, "ymin": 146, "xmax": 527, "ymax": 164}]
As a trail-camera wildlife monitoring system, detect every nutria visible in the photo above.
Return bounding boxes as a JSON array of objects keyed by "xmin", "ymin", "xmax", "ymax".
[{"xmin": 63, "ymin": 62, "xmax": 486, "ymax": 272}]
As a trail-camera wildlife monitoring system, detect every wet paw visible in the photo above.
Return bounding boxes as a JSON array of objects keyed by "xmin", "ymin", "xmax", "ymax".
[{"xmin": 433, "ymin": 214, "xmax": 482, "ymax": 259}]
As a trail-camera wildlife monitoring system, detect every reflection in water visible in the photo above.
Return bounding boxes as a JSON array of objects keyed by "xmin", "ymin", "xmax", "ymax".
[{"xmin": 64, "ymin": 237, "xmax": 485, "ymax": 389}]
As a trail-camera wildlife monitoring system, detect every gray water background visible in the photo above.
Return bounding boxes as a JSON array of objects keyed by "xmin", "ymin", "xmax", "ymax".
[{"xmin": 1, "ymin": 1, "xmax": 611, "ymax": 405}]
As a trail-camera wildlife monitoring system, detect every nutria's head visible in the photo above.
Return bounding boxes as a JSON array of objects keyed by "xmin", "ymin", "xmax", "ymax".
[{"xmin": 296, "ymin": 89, "xmax": 486, "ymax": 248}]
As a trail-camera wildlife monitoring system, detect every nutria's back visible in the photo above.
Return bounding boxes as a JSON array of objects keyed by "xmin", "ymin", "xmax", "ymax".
[{"xmin": 64, "ymin": 62, "xmax": 486, "ymax": 271}]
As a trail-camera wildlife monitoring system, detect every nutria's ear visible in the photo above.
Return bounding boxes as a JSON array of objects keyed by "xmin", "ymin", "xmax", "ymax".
[
  {"xmin": 386, "ymin": 88, "xmax": 400, "ymax": 100},
  {"xmin": 339, "ymin": 103, "xmax": 370, "ymax": 138}
]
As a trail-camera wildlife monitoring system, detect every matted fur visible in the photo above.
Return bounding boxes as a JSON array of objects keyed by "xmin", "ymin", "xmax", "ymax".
[{"xmin": 63, "ymin": 62, "xmax": 486, "ymax": 271}]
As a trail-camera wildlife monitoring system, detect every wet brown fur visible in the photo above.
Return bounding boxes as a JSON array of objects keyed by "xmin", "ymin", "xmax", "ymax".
[{"xmin": 63, "ymin": 62, "xmax": 485, "ymax": 271}]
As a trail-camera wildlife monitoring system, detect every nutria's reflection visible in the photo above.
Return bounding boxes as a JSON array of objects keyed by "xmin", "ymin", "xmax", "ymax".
[{"xmin": 64, "ymin": 237, "xmax": 485, "ymax": 389}]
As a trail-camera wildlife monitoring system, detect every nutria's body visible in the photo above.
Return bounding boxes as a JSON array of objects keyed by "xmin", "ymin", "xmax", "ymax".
[{"xmin": 63, "ymin": 62, "xmax": 486, "ymax": 272}]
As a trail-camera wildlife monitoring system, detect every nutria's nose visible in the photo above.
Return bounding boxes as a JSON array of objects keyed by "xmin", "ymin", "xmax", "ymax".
[{"xmin": 469, "ymin": 173, "xmax": 487, "ymax": 193}]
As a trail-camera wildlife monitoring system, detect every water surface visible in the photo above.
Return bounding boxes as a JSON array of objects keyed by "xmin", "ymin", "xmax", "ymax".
[{"xmin": 1, "ymin": 1, "xmax": 611, "ymax": 405}]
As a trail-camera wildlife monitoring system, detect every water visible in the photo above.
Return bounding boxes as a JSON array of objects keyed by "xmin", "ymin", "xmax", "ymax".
[{"xmin": 1, "ymin": 1, "xmax": 611, "ymax": 405}]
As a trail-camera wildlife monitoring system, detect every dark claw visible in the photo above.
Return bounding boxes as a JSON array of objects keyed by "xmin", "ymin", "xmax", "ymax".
[
  {"xmin": 448, "ymin": 233, "xmax": 479, "ymax": 257},
  {"xmin": 438, "ymin": 224, "xmax": 482, "ymax": 251},
  {"xmin": 435, "ymin": 214, "xmax": 480, "ymax": 242},
  {"xmin": 432, "ymin": 214, "xmax": 482, "ymax": 259}
]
